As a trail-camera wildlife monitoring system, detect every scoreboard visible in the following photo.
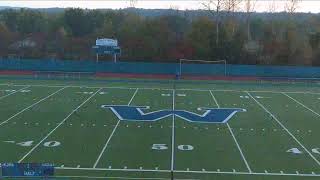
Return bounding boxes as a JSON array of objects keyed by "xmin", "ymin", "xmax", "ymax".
[{"xmin": 1, "ymin": 163, "xmax": 54, "ymax": 177}]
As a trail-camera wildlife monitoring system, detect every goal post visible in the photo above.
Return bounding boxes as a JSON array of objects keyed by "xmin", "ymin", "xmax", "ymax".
[{"xmin": 179, "ymin": 59, "xmax": 227, "ymax": 78}]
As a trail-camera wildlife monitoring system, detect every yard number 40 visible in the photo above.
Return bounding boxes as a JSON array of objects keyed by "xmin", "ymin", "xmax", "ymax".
[{"xmin": 16, "ymin": 140, "xmax": 61, "ymax": 147}]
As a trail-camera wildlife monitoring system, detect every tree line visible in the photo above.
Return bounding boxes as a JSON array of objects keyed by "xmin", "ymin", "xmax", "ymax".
[{"xmin": 0, "ymin": 4, "xmax": 320, "ymax": 66}]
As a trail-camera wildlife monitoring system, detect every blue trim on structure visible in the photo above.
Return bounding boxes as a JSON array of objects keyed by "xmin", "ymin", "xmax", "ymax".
[{"xmin": 1, "ymin": 58, "xmax": 320, "ymax": 78}]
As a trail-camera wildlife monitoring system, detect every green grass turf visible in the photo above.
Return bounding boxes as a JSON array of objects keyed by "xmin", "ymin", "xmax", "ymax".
[{"xmin": 0, "ymin": 77, "xmax": 320, "ymax": 179}]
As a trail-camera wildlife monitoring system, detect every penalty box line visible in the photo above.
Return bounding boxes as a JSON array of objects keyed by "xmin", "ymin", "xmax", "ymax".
[
  {"xmin": 246, "ymin": 91, "xmax": 320, "ymax": 167},
  {"xmin": 18, "ymin": 87, "xmax": 103, "ymax": 163},
  {"xmin": 0, "ymin": 86, "xmax": 68, "ymax": 127},
  {"xmin": 209, "ymin": 90, "xmax": 252, "ymax": 173},
  {"xmin": 93, "ymin": 88, "xmax": 139, "ymax": 168}
]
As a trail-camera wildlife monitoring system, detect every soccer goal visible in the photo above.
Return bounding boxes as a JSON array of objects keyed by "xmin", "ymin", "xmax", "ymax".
[{"xmin": 179, "ymin": 59, "xmax": 227, "ymax": 78}]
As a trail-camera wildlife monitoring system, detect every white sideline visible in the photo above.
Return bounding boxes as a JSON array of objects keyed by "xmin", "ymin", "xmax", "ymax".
[
  {"xmin": 18, "ymin": 88, "xmax": 102, "ymax": 163},
  {"xmin": 209, "ymin": 90, "xmax": 252, "ymax": 173},
  {"xmin": 5, "ymin": 83, "xmax": 320, "ymax": 95},
  {"xmin": 170, "ymin": 88, "xmax": 175, "ymax": 171},
  {"xmin": 10, "ymin": 176, "xmax": 170, "ymax": 180},
  {"xmin": 283, "ymin": 93, "xmax": 320, "ymax": 118},
  {"xmin": 0, "ymin": 85, "xmax": 30, "ymax": 100},
  {"xmin": 47, "ymin": 175, "xmax": 196, "ymax": 180},
  {"xmin": 55, "ymin": 166, "xmax": 320, "ymax": 177},
  {"xmin": 93, "ymin": 88, "xmax": 139, "ymax": 168},
  {"xmin": 0, "ymin": 86, "xmax": 67, "ymax": 126},
  {"xmin": 246, "ymin": 91, "xmax": 320, "ymax": 166}
]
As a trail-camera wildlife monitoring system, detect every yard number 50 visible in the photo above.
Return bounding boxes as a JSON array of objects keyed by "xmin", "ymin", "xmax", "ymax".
[{"xmin": 152, "ymin": 144, "xmax": 194, "ymax": 151}]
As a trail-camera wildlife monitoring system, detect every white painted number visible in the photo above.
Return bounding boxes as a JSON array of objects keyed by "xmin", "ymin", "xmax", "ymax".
[
  {"xmin": 15, "ymin": 141, "xmax": 61, "ymax": 147},
  {"xmin": 152, "ymin": 144, "xmax": 168, "ymax": 150},
  {"xmin": 287, "ymin": 147, "xmax": 320, "ymax": 155},
  {"xmin": 16, "ymin": 141, "xmax": 34, "ymax": 147},
  {"xmin": 43, "ymin": 141, "xmax": 61, "ymax": 147},
  {"xmin": 20, "ymin": 90, "xmax": 31, "ymax": 93},
  {"xmin": 152, "ymin": 144, "xmax": 194, "ymax": 151},
  {"xmin": 77, "ymin": 92, "xmax": 94, "ymax": 94},
  {"xmin": 177, "ymin": 145, "xmax": 194, "ymax": 151},
  {"xmin": 240, "ymin": 96, "xmax": 249, "ymax": 99},
  {"xmin": 312, "ymin": 148, "xmax": 320, "ymax": 154},
  {"xmin": 161, "ymin": 94, "xmax": 171, "ymax": 97},
  {"xmin": 287, "ymin": 148, "xmax": 303, "ymax": 154}
]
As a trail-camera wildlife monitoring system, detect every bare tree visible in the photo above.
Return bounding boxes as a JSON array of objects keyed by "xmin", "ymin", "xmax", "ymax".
[
  {"xmin": 223, "ymin": 0, "xmax": 242, "ymax": 13},
  {"xmin": 268, "ymin": 0, "xmax": 277, "ymax": 13},
  {"xmin": 128, "ymin": 0, "xmax": 138, "ymax": 8},
  {"xmin": 244, "ymin": 0, "xmax": 256, "ymax": 41},
  {"xmin": 201, "ymin": 0, "xmax": 223, "ymax": 45},
  {"xmin": 267, "ymin": 0, "xmax": 277, "ymax": 35},
  {"xmin": 285, "ymin": 0, "xmax": 301, "ymax": 14},
  {"xmin": 222, "ymin": 0, "xmax": 242, "ymax": 38}
]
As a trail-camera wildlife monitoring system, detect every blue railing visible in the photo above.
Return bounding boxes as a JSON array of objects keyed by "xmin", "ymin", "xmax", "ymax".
[{"xmin": 0, "ymin": 58, "xmax": 320, "ymax": 78}]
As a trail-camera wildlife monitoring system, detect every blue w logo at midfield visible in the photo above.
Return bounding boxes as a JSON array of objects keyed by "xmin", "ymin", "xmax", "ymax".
[{"xmin": 101, "ymin": 105, "xmax": 246, "ymax": 123}]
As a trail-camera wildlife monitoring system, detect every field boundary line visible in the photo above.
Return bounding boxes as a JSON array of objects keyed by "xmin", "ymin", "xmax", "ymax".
[
  {"xmin": 49, "ymin": 176, "xmax": 191, "ymax": 180},
  {"xmin": 0, "ymin": 85, "xmax": 30, "ymax": 100},
  {"xmin": 2, "ymin": 176, "xmax": 172, "ymax": 180},
  {"xmin": 0, "ymin": 83, "xmax": 10, "ymax": 86},
  {"xmin": 175, "ymin": 170, "xmax": 320, "ymax": 177},
  {"xmin": 283, "ymin": 93, "xmax": 320, "ymax": 118},
  {"xmin": 55, "ymin": 167, "xmax": 320, "ymax": 177},
  {"xmin": 0, "ymin": 86, "xmax": 67, "ymax": 126},
  {"xmin": 209, "ymin": 90, "xmax": 252, "ymax": 173},
  {"xmin": 93, "ymin": 88, "xmax": 139, "ymax": 168},
  {"xmin": 246, "ymin": 91, "xmax": 320, "ymax": 166},
  {"xmin": 7, "ymin": 83, "xmax": 320, "ymax": 95},
  {"xmin": 57, "ymin": 167, "xmax": 170, "ymax": 172},
  {"xmin": 18, "ymin": 88, "xmax": 102, "ymax": 163}
]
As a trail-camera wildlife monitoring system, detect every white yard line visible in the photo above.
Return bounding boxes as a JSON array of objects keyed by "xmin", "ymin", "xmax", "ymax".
[
  {"xmin": 0, "ymin": 86, "xmax": 67, "ymax": 126},
  {"xmin": 209, "ymin": 90, "xmax": 252, "ymax": 173},
  {"xmin": 283, "ymin": 93, "xmax": 320, "ymax": 118},
  {"xmin": 171, "ymin": 88, "xmax": 176, "ymax": 172},
  {"xmin": 0, "ymin": 85, "xmax": 30, "ymax": 100},
  {"xmin": 246, "ymin": 91, "xmax": 320, "ymax": 166},
  {"xmin": 93, "ymin": 88, "xmax": 139, "ymax": 168},
  {"xmin": 18, "ymin": 88, "xmax": 102, "ymax": 163},
  {"xmin": 56, "ymin": 167, "xmax": 320, "ymax": 177},
  {"xmin": 225, "ymin": 123, "xmax": 252, "ymax": 173},
  {"xmin": 128, "ymin": 88, "xmax": 139, "ymax": 105}
]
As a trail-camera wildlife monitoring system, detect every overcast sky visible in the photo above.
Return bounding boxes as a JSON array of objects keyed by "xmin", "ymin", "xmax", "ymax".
[{"xmin": 0, "ymin": 1, "xmax": 319, "ymax": 13}]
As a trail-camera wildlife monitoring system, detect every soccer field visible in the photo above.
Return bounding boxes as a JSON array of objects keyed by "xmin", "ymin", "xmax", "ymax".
[{"xmin": 0, "ymin": 78, "xmax": 320, "ymax": 179}]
